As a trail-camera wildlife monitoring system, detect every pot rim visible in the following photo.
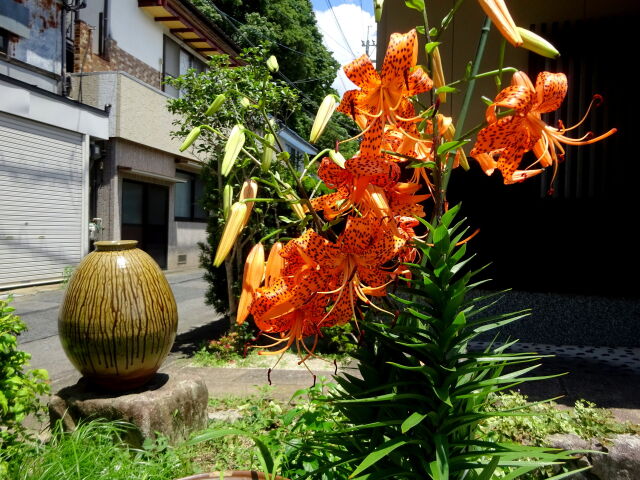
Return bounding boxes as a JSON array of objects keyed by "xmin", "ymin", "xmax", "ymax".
[{"xmin": 94, "ymin": 240, "xmax": 138, "ymax": 251}]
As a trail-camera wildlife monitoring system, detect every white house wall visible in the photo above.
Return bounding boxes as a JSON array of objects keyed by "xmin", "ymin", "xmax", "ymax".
[{"xmin": 109, "ymin": 0, "xmax": 164, "ymax": 73}]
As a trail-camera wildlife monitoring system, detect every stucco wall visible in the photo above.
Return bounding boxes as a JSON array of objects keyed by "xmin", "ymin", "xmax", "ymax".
[
  {"xmin": 69, "ymin": 71, "xmax": 198, "ymax": 160},
  {"xmin": 116, "ymin": 73, "xmax": 193, "ymax": 157},
  {"xmin": 168, "ymin": 221, "xmax": 207, "ymax": 270}
]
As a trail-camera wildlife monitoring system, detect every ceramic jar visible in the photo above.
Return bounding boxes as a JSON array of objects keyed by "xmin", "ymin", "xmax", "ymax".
[{"xmin": 58, "ymin": 240, "xmax": 178, "ymax": 390}]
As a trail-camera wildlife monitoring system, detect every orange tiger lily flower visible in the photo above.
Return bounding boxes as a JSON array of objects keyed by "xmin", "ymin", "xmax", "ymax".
[
  {"xmin": 337, "ymin": 29, "xmax": 433, "ymax": 157},
  {"xmin": 250, "ymin": 217, "xmax": 407, "ymax": 333},
  {"xmin": 310, "ymin": 156, "xmax": 399, "ymax": 220},
  {"xmin": 470, "ymin": 71, "xmax": 616, "ymax": 184}
]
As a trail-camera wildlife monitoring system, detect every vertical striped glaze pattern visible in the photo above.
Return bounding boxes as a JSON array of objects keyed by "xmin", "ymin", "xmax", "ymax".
[{"xmin": 58, "ymin": 241, "xmax": 178, "ymax": 390}]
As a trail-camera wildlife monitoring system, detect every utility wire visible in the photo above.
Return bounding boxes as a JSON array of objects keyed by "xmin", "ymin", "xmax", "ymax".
[
  {"xmin": 202, "ymin": 0, "xmax": 326, "ymax": 117},
  {"xmin": 325, "ymin": 0, "xmax": 358, "ymax": 58}
]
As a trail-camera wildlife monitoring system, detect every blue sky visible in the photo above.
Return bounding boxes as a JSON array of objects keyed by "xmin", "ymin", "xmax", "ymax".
[{"xmin": 311, "ymin": 0, "xmax": 377, "ymax": 94}]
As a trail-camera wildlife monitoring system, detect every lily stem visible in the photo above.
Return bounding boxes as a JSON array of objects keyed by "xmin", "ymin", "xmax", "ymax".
[{"xmin": 440, "ymin": 16, "xmax": 492, "ymax": 198}]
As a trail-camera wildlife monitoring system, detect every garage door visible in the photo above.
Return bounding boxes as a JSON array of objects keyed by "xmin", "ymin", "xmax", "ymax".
[{"xmin": 0, "ymin": 112, "xmax": 85, "ymax": 288}]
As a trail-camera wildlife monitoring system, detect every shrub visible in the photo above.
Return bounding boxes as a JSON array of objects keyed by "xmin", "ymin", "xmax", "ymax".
[{"xmin": 0, "ymin": 297, "xmax": 49, "ymax": 474}]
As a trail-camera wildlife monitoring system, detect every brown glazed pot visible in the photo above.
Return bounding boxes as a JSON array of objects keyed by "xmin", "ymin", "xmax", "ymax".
[{"xmin": 58, "ymin": 240, "xmax": 178, "ymax": 391}]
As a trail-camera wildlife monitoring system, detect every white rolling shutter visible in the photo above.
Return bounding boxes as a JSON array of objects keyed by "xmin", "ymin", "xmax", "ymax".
[{"xmin": 0, "ymin": 112, "xmax": 85, "ymax": 288}]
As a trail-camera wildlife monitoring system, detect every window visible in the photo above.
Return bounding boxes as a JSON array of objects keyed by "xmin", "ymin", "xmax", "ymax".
[
  {"xmin": 163, "ymin": 35, "xmax": 206, "ymax": 97},
  {"xmin": 174, "ymin": 171, "xmax": 207, "ymax": 221},
  {"xmin": 0, "ymin": 29, "xmax": 8, "ymax": 54}
]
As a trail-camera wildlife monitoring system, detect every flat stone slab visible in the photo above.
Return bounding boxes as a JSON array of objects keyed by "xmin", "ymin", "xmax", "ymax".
[{"xmin": 49, "ymin": 373, "xmax": 208, "ymax": 446}]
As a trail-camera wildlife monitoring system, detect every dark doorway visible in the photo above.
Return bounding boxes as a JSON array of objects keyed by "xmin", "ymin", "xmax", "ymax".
[{"xmin": 121, "ymin": 179, "xmax": 168, "ymax": 269}]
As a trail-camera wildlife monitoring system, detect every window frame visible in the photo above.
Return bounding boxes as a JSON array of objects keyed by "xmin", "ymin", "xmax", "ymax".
[
  {"xmin": 174, "ymin": 170, "xmax": 207, "ymax": 222},
  {"xmin": 0, "ymin": 28, "xmax": 10, "ymax": 55},
  {"xmin": 162, "ymin": 35, "xmax": 207, "ymax": 97}
]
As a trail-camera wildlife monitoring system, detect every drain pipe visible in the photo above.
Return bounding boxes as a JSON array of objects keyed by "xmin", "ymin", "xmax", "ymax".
[
  {"xmin": 103, "ymin": 0, "xmax": 110, "ymax": 61},
  {"xmin": 60, "ymin": 0, "xmax": 87, "ymax": 96}
]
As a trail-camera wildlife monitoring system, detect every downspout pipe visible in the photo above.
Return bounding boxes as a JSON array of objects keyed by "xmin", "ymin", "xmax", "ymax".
[
  {"xmin": 103, "ymin": 0, "xmax": 110, "ymax": 61},
  {"xmin": 60, "ymin": 0, "xmax": 66, "ymax": 95},
  {"xmin": 60, "ymin": 0, "xmax": 87, "ymax": 96}
]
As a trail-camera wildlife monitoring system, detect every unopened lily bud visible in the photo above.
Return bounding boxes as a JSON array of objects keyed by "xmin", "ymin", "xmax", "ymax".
[
  {"xmin": 477, "ymin": 0, "xmax": 522, "ymax": 47},
  {"xmin": 223, "ymin": 184, "xmax": 233, "ymax": 221},
  {"xmin": 239, "ymin": 179, "xmax": 258, "ymax": 228},
  {"xmin": 286, "ymin": 193, "xmax": 306, "ymax": 220},
  {"xmin": 205, "ymin": 94, "xmax": 226, "ymax": 115},
  {"xmin": 237, "ymin": 243, "xmax": 265, "ymax": 325},
  {"xmin": 261, "ymin": 134, "xmax": 276, "ymax": 172},
  {"xmin": 277, "ymin": 151, "xmax": 290, "ymax": 162},
  {"xmin": 213, "ymin": 202, "xmax": 247, "ymax": 267},
  {"xmin": 309, "ymin": 94, "xmax": 338, "ymax": 144},
  {"xmin": 328, "ymin": 150, "xmax": 346, "ymax": 169},
  {"xmin": 431, "ymin": 47, "xmax": 447, "ymax": 103},
  {"xmin": 264, "ymin": 242, "xmax": 284, "ymax": 287},
  {"xmin": 517, "ymin": 27, "xmax": 560, "ymax": 59},
  {"xmin": 374, "ymin": 0, "xmax": 384, "ymax": 22},
  {"xmin": 221, "ymin": 125, "xmax": 245, "ymax": 177},
  {"xmin": 239, "ymin": 96, "xmax": 251, "ymax": 108},
  {"xmin": 266, "ymin": 55, "xmax": 279, "ymax": 72},
  {"xmin": 179, "ymin": 126, "xmax": 201, "ymax": 152}
]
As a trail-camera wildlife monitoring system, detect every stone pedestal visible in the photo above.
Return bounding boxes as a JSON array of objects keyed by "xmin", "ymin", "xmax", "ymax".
[{"xmin": 49, "ymin": 373, "xmax": 208, "ymax": 447}]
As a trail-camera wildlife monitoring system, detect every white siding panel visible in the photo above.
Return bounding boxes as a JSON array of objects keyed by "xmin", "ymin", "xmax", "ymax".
[{"xmin": 0, "ymin": 113, "xmax": 84, "ymax": 288}]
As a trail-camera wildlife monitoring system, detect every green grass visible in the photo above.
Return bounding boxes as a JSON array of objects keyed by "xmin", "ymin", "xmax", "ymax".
[
  {"xmin": 6, "ymin": 419, "xmax": 193, "ymax": 480},
  {"xmin": 4, "ymin": 388, "xmax": 637, "ymax": 479}
]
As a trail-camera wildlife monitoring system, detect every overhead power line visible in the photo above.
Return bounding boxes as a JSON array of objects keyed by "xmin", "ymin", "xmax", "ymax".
[
  {"xmin": 325, "ymin": 0, "xmax": 358, "ymax": 58},
  {"xmin": 201, "ymin": 0, "xmax": 327, "ymax": 116}
]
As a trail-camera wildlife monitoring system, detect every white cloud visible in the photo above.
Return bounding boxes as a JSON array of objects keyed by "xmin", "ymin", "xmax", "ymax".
[{"xmin": 314, "ymin": 3, "xmax": 377, "ymax": 95}]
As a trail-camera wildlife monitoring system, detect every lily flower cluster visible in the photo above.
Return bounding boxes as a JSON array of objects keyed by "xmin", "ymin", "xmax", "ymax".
[
  {"xmin": 207, "ymin": 2, "xmax": 615, "ymax": 364},
  {"xmin": 237, "ymin": 29, "xmax": 444, "ymax": 360}
]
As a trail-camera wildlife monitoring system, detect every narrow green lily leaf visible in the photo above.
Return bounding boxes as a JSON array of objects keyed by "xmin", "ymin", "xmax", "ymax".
[
  {"xmin": 185, "ymin": 428, "xmax": 274, "ymax": 473},
  {"xmin": 441, "ymin": 203, "xmax": 461, "ymax": 226},
  {"xmin": 401, "ymin": 412, "xmax": 428, "ymax": 433},
  {"xmin": 349, "ymin": 437, "xmax": 408, "ymax": 478},
  {"xmin": 435, "ymin": 85, "xmax": 459, "ymax": 95},
  {"xmin": 543, "ymin": 466, "xmax": 593, "ymax": 480},
  {"xmin": 437, "ymin": 139, "xmax": 469, "ymax": 156},
  {"xmin": 404, "ymin": 0, "xmax": 424, "ymax": 11},
  {"xmin": 434, "ymin": 435, "xmax": 449, "ymax": 480},
  {"xmin": 425, "ymin": 41, "xmax": 441, "ymax": 55},
  {"xmin": 477, "ymin": 455, "xmax": 500, "ymax": 480}
]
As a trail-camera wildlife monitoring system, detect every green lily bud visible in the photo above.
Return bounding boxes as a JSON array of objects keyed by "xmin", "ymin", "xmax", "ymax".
[
  {"xmin": 309, "ymin": 94, "xmax": 338, "ymax": 144},
  {"xmin": 179, "ymin": 126, "xmax": 201, "ymax": 152},
  {"xmin": 517, "ymin": 27, "xmax": 560, "ymax": 59},
  {"xmin": 223, "ymin": 184, "xmax": 233, "ymax": 221},
  {"xmin": 239, "ymin": 96, "xmax": 251, "ymax": 108},
  {"xmin": 266, "ymin": 55, "xmax": 279, "ymax": 72},
  {"xmin": 374, "ymin": 0, "xmax": 384, "ymax": 22},
  {"xmin": 277, "ymin": 151, "xmax": 290, "ymax": 162},
  {"xmin": 328, "ymin": 150, "xmax": 346, "ymax": 169},
  {"xmin": 205, "ymin": 94, "xmax": 226, "ymax": 115},
  {"xmin": 221, "ymin": 125, "xmax": 246, "ymax": 177},
  {"xmin": 261, "ymin": 133, "xmax": 276, "ymax": 173}
]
